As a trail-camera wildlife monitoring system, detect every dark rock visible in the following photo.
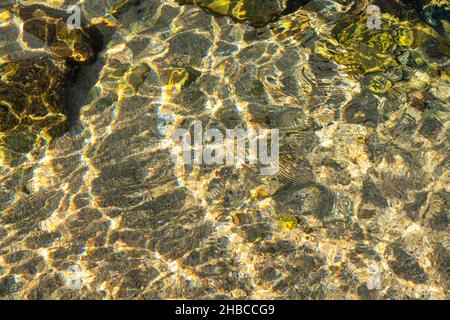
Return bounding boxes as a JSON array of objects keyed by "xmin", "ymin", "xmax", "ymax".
[
  {"xmin": 176, "ymin": 0, "xmax": 311, "ymax": 27},
  {"xmin": 362, "ymin": 179, "xmax": 388, "ymax": 208},
  {"xmin": 273, "ymin": 182, "xmax": 334, "ymax": 219},
  {"xmin": 388, "ymin": 244, "xmax": 428, "ymax": 284}
]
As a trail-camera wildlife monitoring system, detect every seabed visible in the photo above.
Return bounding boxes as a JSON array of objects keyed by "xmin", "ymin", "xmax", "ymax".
[{"xmin": 0, "ymin": 0, "xmax": 448, "ymax": 300}]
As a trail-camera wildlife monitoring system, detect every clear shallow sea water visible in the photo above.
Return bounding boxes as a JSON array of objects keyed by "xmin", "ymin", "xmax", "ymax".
[{"xmin": 0, "ymin": 0, "xmax": 448, "ymax": 299}]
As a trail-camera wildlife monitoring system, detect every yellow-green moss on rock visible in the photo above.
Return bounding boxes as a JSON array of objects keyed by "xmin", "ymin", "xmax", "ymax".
[{"xmin": 0, "ymin": 5, "xmax": 103, "ymax": 165}]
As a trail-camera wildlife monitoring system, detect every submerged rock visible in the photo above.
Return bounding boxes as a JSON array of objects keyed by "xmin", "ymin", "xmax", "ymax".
[
  {"xmin": 0, "ymin": 57, "xmax": 69, "ymax": 164},
  {"xmin": 343, "ymin": 91, "xmax": 379, "ymax": 127},
  {"xmin": 318, "ymin": 2, "xmax": 449, "ymax": 77},
  {"xmin": 0, "ymin": 5, "xmax": 102, "ymax": 164},
  {"xmin": 0, "ymin": 57, "xmax": 68, "ymax": 137},
  {"xmin": 0, "ymin": 0, "xmax": 448, "ymax": 300},
  {"xmin": 273, "ymin": 182, "xmax": 335, "ymax": 219},
  {"xmin": 16, "ymin": 4, "xmax": 103, "ymax": 61},
  {"xmin": 388, "ymin": 243, "xmax": 428, "ymax": 284},
  {"xmin": 401, "ymin": 0, "xmax": 450, "ymax": 35},
  {"xmin": 176, "ymin": 0, "xmax": 310, "ymax": 27}
]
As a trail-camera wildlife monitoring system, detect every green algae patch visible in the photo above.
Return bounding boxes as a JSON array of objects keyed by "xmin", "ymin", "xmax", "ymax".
[{"xmin": 0, "ymin": 58, "xmax": 69, "ymax": 165}]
